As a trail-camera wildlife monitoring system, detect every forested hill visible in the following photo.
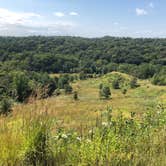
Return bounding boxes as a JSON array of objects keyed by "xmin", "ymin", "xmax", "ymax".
[{"xmin": 0, "ymin": 36, "xmax": 166, "ymax": 78}]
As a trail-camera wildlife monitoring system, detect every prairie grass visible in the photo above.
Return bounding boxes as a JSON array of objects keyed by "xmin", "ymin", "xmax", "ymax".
[{"xmin": 0, "ymin": 72, "xmax": 166, "ymax": 165}]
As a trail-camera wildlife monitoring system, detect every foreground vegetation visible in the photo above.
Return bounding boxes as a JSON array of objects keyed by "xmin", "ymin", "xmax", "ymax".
[{"xmin": 0, "ymin": 105, "xmax": 165, "ymax": 165}]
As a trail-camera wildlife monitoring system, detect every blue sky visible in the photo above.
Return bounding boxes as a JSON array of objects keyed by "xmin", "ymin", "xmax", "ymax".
[{"xmin": 0, "ymin": 0, "xmax": 165, "ymax": 37}]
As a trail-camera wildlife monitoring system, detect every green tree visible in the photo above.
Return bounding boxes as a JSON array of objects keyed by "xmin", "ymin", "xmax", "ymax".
[
  {"xmin": 64, "ymin": 84, "xmax": 73, "ymax": 94},
  {"xmin": 122, "ymin": 88, "xmax": 127, "ymax": 95},
  {"xmin": 99, "ymin": 83, "xmax": 103, "ymax": 89},
  {"xmin": 0, "ymin": 97, "xmax": 13, "ymax": 115},
  {"xmin": 12, "ymin": 72, "xmax": 31, "ymax": 102},
  {"xmin": 54, "ymin": 88, "xmax": 61, "ymax": 96},
  {"xmin": 130, "ymin": 77, "xmax": 138, "ymax": 89},
  {"xmin": 100, "ymin": 86, "xmax": 111, "ymax": 99},
  {"xmin": 112, "ymin": 79, "xmax": 120, "ymax": 89},
  {"xmin": 73, "ymin": 91, "xmax": 78, "ymax": 100},
  {"xmin": 79, "ymin": 72, "xmax": 87, "ymax": 80},
  {"xmin": 58, "ymin": 74, "xmax": 70, "ymax": 89}
]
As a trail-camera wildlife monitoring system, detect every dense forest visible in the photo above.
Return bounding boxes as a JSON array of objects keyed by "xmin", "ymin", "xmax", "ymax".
[
  {"xmin": 0, "ymin": 36, "xmax": 166, "ymax": 106},
  {"xmin": 0, "ymin": 36, "xmax": 166, "ymax": 72}
]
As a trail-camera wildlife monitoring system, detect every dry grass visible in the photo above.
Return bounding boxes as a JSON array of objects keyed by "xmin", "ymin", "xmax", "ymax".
[{"xmin": 10, "ymin": 72, "xmax": 166, "ymax": 131}]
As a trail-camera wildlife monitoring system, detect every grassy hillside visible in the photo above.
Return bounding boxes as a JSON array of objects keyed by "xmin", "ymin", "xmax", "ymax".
[
  {"xmin": 0, "ymin": 72, "xmax": 166, "ymax": 165},
  {"xmin": 11, "ymin": 72, "xmax": 166, "ymax": 129}
]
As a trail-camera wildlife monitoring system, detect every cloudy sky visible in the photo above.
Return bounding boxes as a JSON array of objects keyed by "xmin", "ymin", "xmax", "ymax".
[{"xmin": 0, "ymin": 0, "xmax": 165, "ymax": 37}]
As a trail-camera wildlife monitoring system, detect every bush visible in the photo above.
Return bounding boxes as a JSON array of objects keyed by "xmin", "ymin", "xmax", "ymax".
[
  {"xmin": 99, "ymin": 83, "xmax": 103, "ymax": 90},
  {"xmin": 152, "ymin": 69, "xmax": 166, "ymax": 85},
  {"xmin": 0, "ymin": 97, "xmax": 13, "ymax": 115},
  {"xmin": 58, "ymin": 74, "xmax": 70, "ymax": 89},
  {"xmin": 53, "ymin": 88, "xmax": 61, "ymax": 96},
  {"xmin": 11, "ymin": 71, "xmax": 31, "ymax": 102},
  {"xmin": 130, "ymin": 77, "xmax": 138, "ymax": 89},
  {"xmin": 64, "ymin": 84, "xmax": 73, "ymax": 94},
  {"xmin": 99, "ymin": 86, "xmax": 111, "ymax": 99},
  {"xmin": 24, "ymin": 119, "xmax": 53, "ymax": 166},
  {"xmin": 73, "ymin": 91, "xmax": 78, "ymax": 100},
  {"xmin": 112, "ymin": 79, "xmax": 120, "ymax": 89},
  {"xmin": 122, "ymin": 88, "xmax": 127, "ymax": 95},
  {"xmin": 79, "ymin": 72, "xmax": 87, "ymax": 80}
]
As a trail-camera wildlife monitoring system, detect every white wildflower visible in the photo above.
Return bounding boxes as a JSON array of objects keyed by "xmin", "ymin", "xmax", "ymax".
[
  {"xmin": 76, "ymin": 137, "xmax": 81, "ymax": 141},
  {"xmin": 54, "ymin": 135, "xmax": 59, "ymax": 140},
  {"xmin": 86, "ymin": 139, "xmax": 91, "ymax": 143},
  {"xmin": 61, "ymin": 133, "xmax": 68, "ymax": 139},
  {"xmin": 102, "ymin": 122, "xmax": 108, "ymax": 127},
  {"xmin": 89, "ymin": 130, "xmax": 92, "ymax": 134}
]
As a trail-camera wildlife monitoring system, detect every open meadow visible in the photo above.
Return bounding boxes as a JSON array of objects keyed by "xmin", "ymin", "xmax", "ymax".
[{"xmin": 0, "ymin": 72, "xmax": 166, "ymax": 165}]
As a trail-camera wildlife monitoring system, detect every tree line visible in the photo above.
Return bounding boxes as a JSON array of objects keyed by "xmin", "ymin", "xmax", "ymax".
[{"xmin": 0, "ymin": 36, "xmax": 165, "ymax": 83}]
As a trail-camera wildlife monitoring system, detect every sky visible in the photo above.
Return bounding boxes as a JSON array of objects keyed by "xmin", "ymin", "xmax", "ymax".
[{"xmin": 0, "ymin": 0, "xmax": 166, "ymax": 38}]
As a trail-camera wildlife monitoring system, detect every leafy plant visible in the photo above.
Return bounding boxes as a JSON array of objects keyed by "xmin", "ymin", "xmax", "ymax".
[{"xmin": 0, "ymin": 97, "xmax": 13, "ymax": 115}]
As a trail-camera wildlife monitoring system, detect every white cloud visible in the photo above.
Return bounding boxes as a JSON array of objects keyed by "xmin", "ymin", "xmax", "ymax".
[
  {"xmin": 136, "ymin": 8, "xmax": 148, "ymax": 16},
  {"xmin": 69, "ymin": 12, "xmax": 78, "ymax": 16},
  {"xmin": 149, "ymin": 2, "xmax": 154, "ymax": 8},
  {"xmin": 0, "ymin": 8, "xmax": 41, "ymax": 25},
  {"xmin": 0, "ymin": 8, "xmax": 76, "ymax": 36},
  {"xmin": 113, "ymin": 22, "xmax": 119, "ymax": 25},
  {"xmin": 53, "ymin": 12, "xmax": 65, "ymax": 17}
]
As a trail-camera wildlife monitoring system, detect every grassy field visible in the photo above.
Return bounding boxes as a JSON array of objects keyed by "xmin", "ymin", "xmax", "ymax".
[
  {"xmin": 11, "ymin": 72, "xmax": 166, "ymax": 129},
  {"xmin": 0, "ymin": 72, "xmax": 166, "ymax": 165}
]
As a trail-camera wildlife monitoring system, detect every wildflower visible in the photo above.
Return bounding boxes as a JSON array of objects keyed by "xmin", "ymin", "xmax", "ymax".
[
  {"xmin": 76, "ymin": 137, "xmax": 81, "ymax": 141},
  {"xmin": 86, "ymin": 139, "xmax": 91, "ymax": 143},
  {"xmin": 54, "ymin": 135, "xmax": 59, "ymax": 140},
  {"xmin": 89, "ymin": 130, "xmax": 92, "ymax": 134},
  {"xmin": 61, "ymin": 133, "xmax": 68, "ymax": 139},
  {"xmin": 157, "ymin": 110, "xmax": 161, "ymax": 114},
  {"xmin": 102, "ymin": 122, "xmax": 108, "ymax": 127}
]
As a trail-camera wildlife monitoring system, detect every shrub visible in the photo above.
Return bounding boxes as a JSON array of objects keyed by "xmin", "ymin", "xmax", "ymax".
[
  {"xmin": 130, "ymin": 77, "xmax": 138, "ymax": 89},
  {"xmin": 64, "ymin": 84, "xmax": 73, "ymax": 94},
  {"xmin": 152, "ymin": 69, "xmax": 166, "ymax": 85},
  {"xmin": 99, "ymin": 83, "xmax": 103, "ymax": 90},
  {"xmin": 99, "ymin": 86, "xmax": 111, "ymax": 99},
  {"xmin": 112, "ymin": 79, "xmax": 120, "ymax": 89},
  {"xmin": 122, "ymin": 88, "xmax": 127, "ymax": 95},
  {"xmin": 79, "ymin": 72, "xmax": 87, "ymax": 80},
  {"xmin": 24, "ymin": 119, "xmax": 53, "ymax": 166},
  {"xmin": 58, "ymin": 74, "xmax": 70, "ymax": 89},
  {"xmin": 73, "ymin": 91, "xmax": 78, "ymax": 100},
  {"xmin": 0, "ymin": 97, "xmax": 13, "ymax": 115},
  {"xmin": 11, "ymin": 71, "xmax": 31, "ymax": 102},
  {"xmin": 53, "ymin": 88, "xmax": 61, "ymax": 96}
]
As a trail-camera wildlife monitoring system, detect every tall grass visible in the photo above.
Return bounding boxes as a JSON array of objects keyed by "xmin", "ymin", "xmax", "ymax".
[{"xmin": 0, "ymin": 104, "xmax": 165, "ymax": 165}]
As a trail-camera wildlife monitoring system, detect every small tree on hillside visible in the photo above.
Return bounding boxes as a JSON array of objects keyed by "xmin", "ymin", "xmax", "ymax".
[
  {"xmin": 112, "ymin": 79, "xmax": 120, "ymax": 89},
  {"xmin": 0, "ymin": 97, "xmax": 13, "ymax": 115},
  {"xmin": 99, "ymin": 86, "xmax": 111, "ymax": 99},
  {"xmin": 79, "ymin": 72, "xmax": 87, "ymax": 80},
  {"xmin": 64, "ymin": 84, "xmax": 73, "ymax": 94},
  {"xmin": 73, "ymin": 91, "xmax": 78, "ymax": 100},
  {"xmin": 122, "ymin": 88, "xmax": 127, "ymax": 95},
  {"xmin": 12, "ymin": 72, "xmax": 31, "ymax": 102},
  {"xmin": 53, "ymin": 88, "xmax": 61, "ymax": 96},
  {"xmin": 130, "ymin": 77, "xmax": 138, "ymax": 89},
  {"xmin": 99, "ymin": 83, "xmax": 103, "ymax": 90}
]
